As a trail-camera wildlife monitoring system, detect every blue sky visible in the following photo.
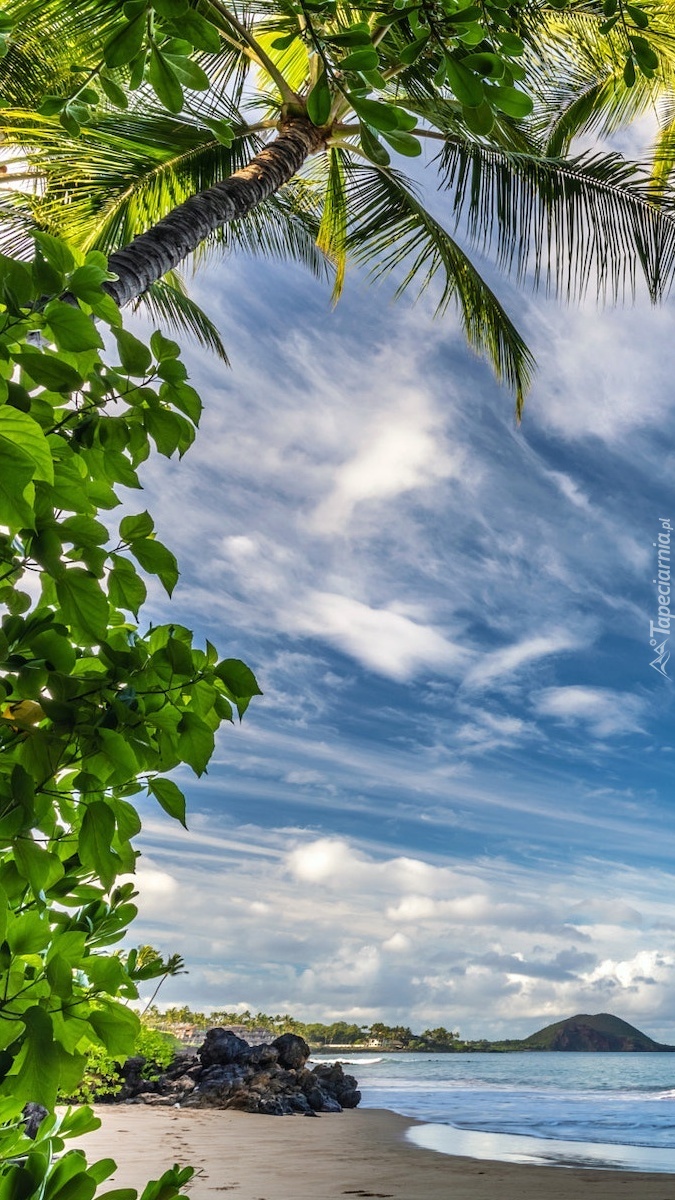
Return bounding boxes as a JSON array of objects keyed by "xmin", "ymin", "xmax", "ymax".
[{"xmin": 122, "ymin": 167, "xmax": 675, "ymax": 1042}]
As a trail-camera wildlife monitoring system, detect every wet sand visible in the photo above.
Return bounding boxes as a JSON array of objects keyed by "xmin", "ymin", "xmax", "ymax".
[{"xmin": 72, "ymin": 1105, "xmax": 675, "ymax": 1199}]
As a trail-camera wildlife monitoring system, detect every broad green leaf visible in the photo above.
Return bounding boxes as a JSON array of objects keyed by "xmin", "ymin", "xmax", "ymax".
[
  {"xmin": 99, "ymin": 74, "xmax": 129, "ymax": 108},
  {"xmin": 307, "ymin": 70, "xmax": 332, "ymax": 126},
  {"xmin": 215, "ymin": 658, "xmax": 263, "ymax": 719},
  {"xmin": 112, "ymin": 329, "xmax": 152, "ymax": 376},
  {"xmin": 350, "ymin": 97, "xmax": 400, "ymax": 131},
  {"xmin": 359, "ymin": 123, "xmax": 390, "ymax": 166},
  {"xmin": 56, "ymin": 569, "xmax": 109, "ymax": 643},
  {"xmin": 13, "ymin": 352, "xmax": 84, "ymax": 393},
  {"xmin": 176, "ymin": 712, "xmax": 214, "ymax": 775},
  {"xmin": 148, "ymin": 48, "xmax": 183, "ymax": 113},
  {"xmin": 445, "ymin": 58, "xmax": 484, "ymax": 107},
  {"xmin": 9, "ymin": 1007, "xmax": 60, "ymax": 1108},
  {"xmin": 164, "ymin": 54, "xmax": 209, "ymax": 90},
  {"xmin": 119, "ymin": 510, "xmax": 154, "ymax": 541},
  {"xmin": 31, "ymin": 231, "xmax": 74, "ymax": 274},
  {"xmin": 103, "ymin": 13, "xmax": 146, "ymax": 68},
  {"xmin": 129, "ymin": 537, "xmax": 179, "ymax": 595},
  {"xmin": 148, "ymin": 777, "xmax": 187, "ymax": 827},
  {"xmin": 382, "ymin": 130, "xmax": 422, "ymax": 157},
  {"xmin": 78, "ymin": 801, "xmax": 118, "ymax": 889},
  {"xmin": 0, "ymin": 442, "xmax": 35, "ymax": 529},
  {"xmin": 13, "ymin": 840, "xmax": 64, "ymax": 894},
  {"xmin": 43, "ymin": 301, "xmax": 103, "ymax": 353},
  {"xmin": 87, "ymin": 1002, "xmax": 139, "ymax": 1056},
  {"xmin": 488, "ymin": 85, "xmax": 533, "ymax": 118},
  {"xmin": 0, "ymin": 406, "xmax": 54, "ymax": 483},
  {"xmin": 177, "ymin": 10, "xmax": 221, "ymax": 51},
  {"xmin": 150, "ymin": 331, "xmax": 180, "ymax": 360},
  {"xmin": 108, "ymin": 554, "xmax": 147, "ymax": 617},
  {"xmin": 341, "ymin": 48, "xmax": 379, "ymax": 71}
]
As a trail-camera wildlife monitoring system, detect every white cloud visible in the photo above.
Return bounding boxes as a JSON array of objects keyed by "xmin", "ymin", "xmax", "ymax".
[
  {"xmin": 293, "ymin": 592, "xmax": 467, "ymax": 680},
  {"xmin": 311, "ymin": 392, "xmax": 460, "ymax": 533},
  {"xmin": 463, "ymin": 632, "xmax": 584, "ymax": 690},
  {"xmin": 535, "ymin": 686, "xmax": 647, "ymax": 737}
]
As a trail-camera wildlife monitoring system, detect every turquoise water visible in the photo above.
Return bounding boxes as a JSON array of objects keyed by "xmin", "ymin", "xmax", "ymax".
[{"xmin": 310, "ymin": 1052, "xmax": 675, "ymax": 1171}]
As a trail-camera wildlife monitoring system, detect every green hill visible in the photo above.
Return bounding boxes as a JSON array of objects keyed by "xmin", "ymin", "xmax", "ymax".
[{"xmin": 519, "ymin": 1012, "xmax": 675, "ymax": 1052}]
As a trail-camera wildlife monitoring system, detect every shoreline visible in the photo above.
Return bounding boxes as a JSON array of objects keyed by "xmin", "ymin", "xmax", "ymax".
[{"xmin": 73, "ymin": 1105, "xmax": 675, "ymax": 1200}]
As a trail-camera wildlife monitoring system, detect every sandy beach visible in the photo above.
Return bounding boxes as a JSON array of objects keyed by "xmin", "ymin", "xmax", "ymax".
[{"xmin": 75, "ymin": 1106, "xmax": 675, "ymax": 1200}]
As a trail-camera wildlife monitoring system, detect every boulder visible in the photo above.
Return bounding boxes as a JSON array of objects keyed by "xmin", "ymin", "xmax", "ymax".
[
  {"xmin": 271, "ymin": 1033, "xmax": 310, "ymax": 1070},
  {"xmin": 199, "ymin": 1029, "xmax": 251, "ymax": 1068}
]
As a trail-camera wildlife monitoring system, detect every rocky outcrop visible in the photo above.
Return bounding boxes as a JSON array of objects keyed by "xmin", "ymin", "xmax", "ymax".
[{"xmin": 116, "ymin": 1031, "xmax": 361, "ymax": 1116}]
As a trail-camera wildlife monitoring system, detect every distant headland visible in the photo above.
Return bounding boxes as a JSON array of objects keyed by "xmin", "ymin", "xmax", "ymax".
[{"xmin": 145, "ymin": 1006, "xmax": 675, "ymax": 1053}]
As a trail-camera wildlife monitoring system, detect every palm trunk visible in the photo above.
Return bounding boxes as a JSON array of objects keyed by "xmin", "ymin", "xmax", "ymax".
[{"xmin": 105, "ymin": 116, "xmax": 323, "ymax": 307}]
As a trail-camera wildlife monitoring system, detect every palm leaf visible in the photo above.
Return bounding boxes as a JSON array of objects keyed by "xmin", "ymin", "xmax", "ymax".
[
  {"xmin": 343, "ymin": 159, "xmax": 534, "ymax": 416},
  {"xmin": 440, "ymin": 139, "xmax": 675, "ymax": 302},
  {"xmin": 132, "ymin": 274, "xmax": 230, "ymax": 362},
  {"xmin": 316, "ymin": 148, "xmax": 347, "ymax": 301}
]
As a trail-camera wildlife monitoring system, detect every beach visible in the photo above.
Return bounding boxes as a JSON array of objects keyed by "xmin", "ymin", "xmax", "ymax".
[{"xmin": 76, "ymin": 1106, "xmax": 675, "ymax": 1200}]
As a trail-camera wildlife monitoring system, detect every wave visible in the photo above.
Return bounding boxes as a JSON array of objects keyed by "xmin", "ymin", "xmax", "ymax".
[{"xmin": 310, "ymin": 1055, "xmax": 385, "ymax": 1066}]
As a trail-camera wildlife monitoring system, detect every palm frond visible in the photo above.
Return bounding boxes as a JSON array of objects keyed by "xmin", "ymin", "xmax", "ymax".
[
  {"xmin": 132, "ymin": 275, "xmax": 230, "ymax": 362},
  {"xmin": 440, "ymin": 140, "xmax": 675, "ymax": 302},
  {"xmin": 316, "ymin": 148, "xmax": 347, "ymax": 301},
  {"xmin": 343, "ymin": 159, "xmax": 534, "ymax": 415},
  {"xmin": 1, "ymin": 107, "xmax": 265, "ymax": 252}
]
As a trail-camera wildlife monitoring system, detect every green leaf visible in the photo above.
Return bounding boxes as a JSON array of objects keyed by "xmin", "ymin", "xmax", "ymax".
[
  {"xmin": 148, "ymin": 47, "xmax": 183, "ymax": 112},
  {"xmin": 307, "ymin": 70, "xmax": 332, "ymax": 126},
  {"xmin": 99, "ymin": 74, "xmax": 129, "ymax": 108},
  {"xmin": 150, "ymin": 331, "xmax": 180, "ymax": 360},
  {"xmin": 10, "ymin": 1007, "xmax": 60, "ymax": 1108},
  {"xmin": 0, "ymin": 406, "xmax": 54, "ymax": 484},
  {"xmin": 129, "ymin": 537, "xmax": 179, "ymax": 595},
  {"xmin": 148, "ymin": 777, "xmax": 187, "ymax": 827},
  {"xmin": 445, "ymin": 58, "xmax": 484, "ymax": 107},
  {"xmin": 176, "ymin": 712, "xmax": 214, "ymax": 775},
  {"xmin": 214, "ymin": 658, "xmax": 263, "ymax": 719},
  {"xmin": 13, "ymin": 840, "xmax": 64, "ymax": 894},
  {"xmin": 462, "ymin": 101, "xmax": 494, "ymax": 134},
  {"xmin": 164, "ymin": 54, "xmax": 209, "ymax": 90},
  {"xmin": 382, "ymin": 130, "xmax": 422, "ymax": 157},
  {"xmin": 56, "ymin": 569, "xmax": 109, "ymax": 643},
  {"xmin": 119, "ymin": 511, "xmax": 154, "ymax": 541},
  {"xmin": 350, "ymin": 97, "xmax": 400, "ymax": 132},
  {"xmin": 87, "ymin": 1002, "xmax": 139, "ymax": 1057},
  {"xmin": 359, "ymin": 123, "xmax": 390, "ymax": 166},
  {"xmin": 32, "ymin": 232, "xmax": 75, "ymax": 275},
  {"xmin": 113, "ymin": 328, "xmax": 153, "ymax": 376},
  {"xmin": 488, "ymin": 85, "xmax": 533, "ymax": 118},
  {"xmin": 177, "ymin": 10, "xmax": 221, "ymax": 51},
  {"xmin": 103, "ymin": 14, "xmax": 146, "ymax": 68},
  {"xmin": 399, "ymin": 34, "xmax": 430, "ymax": 65},
  {"xmin": 340, "ymin": 48, "xmax": 379, "ymax": 71},
  {"xmin": 0, "ymin": 443, "xmax": 35, "ymax": 529},
  {"xmin": 44, "ymin": 301, "xmax": 103, "ymax": 353},
  {"xmin": 108, "ymin": 554, "xmax": 147, "ymax": 617},
  {"xmin": 13, "ymin": 351, "xmax": 84, "ymax": 393},
  {"xmin": 78, "ymin": 801, "xmax": 118, "ymax": 889}
]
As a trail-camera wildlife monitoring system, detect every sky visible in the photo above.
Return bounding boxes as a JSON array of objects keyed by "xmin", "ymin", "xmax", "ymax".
[{"xmin": 121, "ymin": 150, "xmax": 675, "ymax": 1043}]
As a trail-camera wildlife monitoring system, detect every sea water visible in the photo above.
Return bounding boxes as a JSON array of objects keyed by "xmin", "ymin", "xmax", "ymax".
[{"xmin": 310, "ymin": 1051, "xmax": 675, "ymax": 1171}]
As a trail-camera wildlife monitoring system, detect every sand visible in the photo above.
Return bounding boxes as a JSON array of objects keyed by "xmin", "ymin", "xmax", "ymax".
[{"xmin": 72, "ymin": 1105, "xmax": 675, "ymax": 1200}]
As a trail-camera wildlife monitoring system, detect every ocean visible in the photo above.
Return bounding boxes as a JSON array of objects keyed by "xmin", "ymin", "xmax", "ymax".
[{"xmin": 309, "ymin": 1051, "xmax": 675, "ymax": 1172}]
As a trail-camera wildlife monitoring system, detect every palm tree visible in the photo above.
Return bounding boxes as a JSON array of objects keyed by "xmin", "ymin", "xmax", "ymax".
[{"xmin": 4, "ymin": 0, "xmax": 675, "ymax": 413}]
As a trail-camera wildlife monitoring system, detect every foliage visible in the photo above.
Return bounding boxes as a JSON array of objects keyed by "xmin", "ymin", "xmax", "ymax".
[
  {"xmin": 0, "ymin": 232, "xmax": 261, "ymax": 1196},
  {"xmin": 61, "ymin": 1025, "xmax": 179, "ymax": 1103},
  {"xmin": 4, "ymin": 0, "xmax": 675, "ymax": 416}
]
